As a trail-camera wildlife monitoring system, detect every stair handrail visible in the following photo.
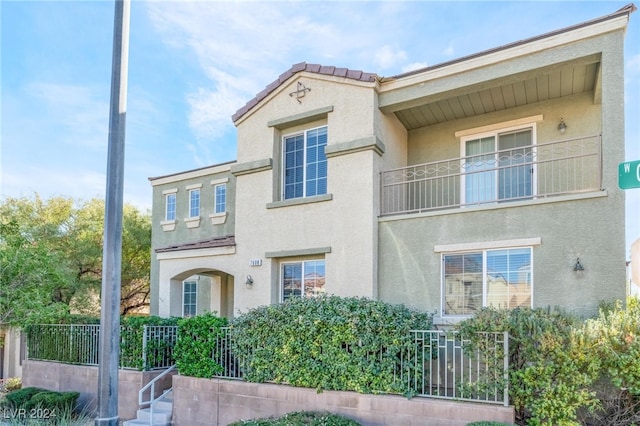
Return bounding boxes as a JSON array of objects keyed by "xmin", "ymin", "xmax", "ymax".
[{"xmin": 139, "ymin": 364, "xmax": 176, "ymax": 425}]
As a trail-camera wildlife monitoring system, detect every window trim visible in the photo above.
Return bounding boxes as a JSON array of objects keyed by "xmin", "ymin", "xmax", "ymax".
[
  {"xmin": 182, "ymin": 279, "xmax": 197, "ymax": 318},
  {"xmin": 440, "ymin": 246, "xmax": 533, "ymax": 318},
  {"xmin": 459, "ymin": 120, "xmax": 538, "ymax": 206},
  {"xmin": 165, "ymin": 192, "xmax": 176, "ymax": 221},
  {"xmin": 188, "ymin": 188, "xmax": 201, "ymax": 218},
  {"xmin": 214, "ymin": 183, "xmax": 227, "ymax": 214},
  {"xmin": 281, "ymin": 125, "xmax": 328, "ymax": 201},
  {"xmin": 280, "ymin": 258, "xmax": 326, "ymax": 302}
]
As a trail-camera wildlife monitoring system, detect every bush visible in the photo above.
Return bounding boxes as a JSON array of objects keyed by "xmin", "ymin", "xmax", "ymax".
[
  {"xmin": 120, "ymin": 315, "xmax": 180, "ymax": 370},
  {"xmin": 231, "ymin": 295, "xmax": 432, "ymax": 394},
  {"xmin": 579, "ymin": 298, "xmax": 640, "ymax": 425},
  {"xmin": 457, "ymin": 307, "xmax": 599, "ymax": 425},
  {"xmin": 26, "ymin": 390, "xmax": 79, "ymax": 413},
  {"xmin": 0, "ymin": 377, "xmax": 22, "ymax": 392},
  {"xmin": 2, "ymin": 387, "xmax": 48, "ymax": 409},
  {"xmin": 228, "ymin": 411, "xmax": 361, "ymax": 425},
  {"xmin": 174, "ymin": 312, "xmax": 229, "ymax": 378}
]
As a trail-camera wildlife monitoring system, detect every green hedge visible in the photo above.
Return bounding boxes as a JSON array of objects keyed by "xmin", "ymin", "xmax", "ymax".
[
  {"xmin": 174, "ymin": 312, "xmax": 229, "ymax": 377},
  {"xmin": 231, "ymin": 295, "xmax": 432, "ymax": 394},
  {"xmin": 2, "ymin": 387, "xmax": 79, "ymax": 414},
  {"xmin": 457, "ymin": 307, "xmax": 599, "ymax": 426},
  {"xmin": 120, "ymin": 315, "xmax": 179, "ymax": 370}
]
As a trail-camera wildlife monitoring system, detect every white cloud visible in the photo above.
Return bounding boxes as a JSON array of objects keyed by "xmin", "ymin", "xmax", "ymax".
[
  {"xmin": 401, "ymin": 62, "xmax": 429, "ymax": 74},
  {"xmin": 627, "ymin": 53, "xmax": 640, "ymax": 76},
  {"xmin": 373, "ymin": 45, "xmax": 408, "ymax": 70},
  {"xmin": 26, "ymin": 82, "xmax": 108, "ymax": 150}
]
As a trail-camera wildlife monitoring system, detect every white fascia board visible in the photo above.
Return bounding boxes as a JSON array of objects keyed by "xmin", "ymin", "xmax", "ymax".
[{"xmin": 150, "ymin": 163, "xmax": 233, "ymax": 186}]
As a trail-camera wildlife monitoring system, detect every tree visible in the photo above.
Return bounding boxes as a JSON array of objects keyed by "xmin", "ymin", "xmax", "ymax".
[{"xmin": 0, "ymin": 194, "xmax": 152, "ymax": 324}]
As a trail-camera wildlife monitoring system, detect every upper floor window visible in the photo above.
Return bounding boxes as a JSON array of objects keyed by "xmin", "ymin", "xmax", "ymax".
[
  {"xmin": 165, "ymin": 193, "xmax": 176, "ymax": 221},
  {"xmin": 182, "ymin": 280, "xmax": 197, "ymax": 317},
  {"xmin": 189, "ymin": 189, "xmax": 200, "ymax": 218},
  {"xmin": 281, "ymin": 259, "xmax": 325, "ymax": 301},
  {"xmin": 283, "ymin": 126, "xmax": 327, "ymax": 200},
  {"xmin": 214, "ymin": 184, "xmax": 226, "ymax": 214},
  {"xmin": 462, "ymin": 125, "xmax": 534, "ymax": 205},
  {"xmin": 442, "ymin": 247, "xmax": 532, "ymax": 316}
]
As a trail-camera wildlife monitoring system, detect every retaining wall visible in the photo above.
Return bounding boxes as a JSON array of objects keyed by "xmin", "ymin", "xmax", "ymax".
[
  {"xmin": 172, "ymin": 375, "xmax": 515, "ymax": 426},
  {"xmin": 22, "ymin": 360, "xmax": 174, "ymax": 421}
]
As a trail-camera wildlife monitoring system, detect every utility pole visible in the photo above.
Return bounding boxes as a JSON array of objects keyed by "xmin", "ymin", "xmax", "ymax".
[{"xmin": 96, "ymin": 0, "xmax": 130, "ymax": 425}]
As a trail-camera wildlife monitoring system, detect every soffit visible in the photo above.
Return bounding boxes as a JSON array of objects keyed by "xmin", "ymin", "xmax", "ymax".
[{"xmin": 392, "ymin": 59, "xmax": 600, "ymax": 130}]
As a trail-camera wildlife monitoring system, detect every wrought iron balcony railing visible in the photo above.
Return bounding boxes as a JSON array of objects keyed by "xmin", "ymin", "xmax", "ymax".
[{"xmin": 380, "ymin": 135, "xmax": 602, "ymax": 216}]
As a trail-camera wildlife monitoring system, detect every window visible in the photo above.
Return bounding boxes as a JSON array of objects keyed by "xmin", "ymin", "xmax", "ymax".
[
  {"xmin": 281, "ymin": 260, "xmax": 325, "ymax": 301},
  {"xmin": 442, "ymin": 248, "xmax": 532, "ymax": 316},
  {"xmin": 165, "ymin": 193, "xmax": 176, "ymax": 221},
  {"xmin": 462, "ymin": 126, "xmax": 534, "ymax": 205},
  {"xmin": 182, "ymin": 280, "xmax": 197, "ymax": 317},
  {"xmin": 283, "ymin": 126, "xmax": 327, "ymax": 200},
  {"xmin": 189, "ymin": 189, "xmax": 200, "ymax": 217},
  {"xmin": 214, "ymin": 184, "xmax": 226, "ymax": 214}
]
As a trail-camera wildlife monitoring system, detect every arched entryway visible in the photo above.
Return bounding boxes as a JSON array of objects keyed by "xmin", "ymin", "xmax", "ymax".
[{"xmin": 169, "ymin": 268, "xmax": 235, "ymax": 319}]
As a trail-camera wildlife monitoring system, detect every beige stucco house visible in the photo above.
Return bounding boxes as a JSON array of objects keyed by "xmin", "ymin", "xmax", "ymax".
[{"xmin": 149, "ymin": 4, "xmax": 634, "ymax": 324}]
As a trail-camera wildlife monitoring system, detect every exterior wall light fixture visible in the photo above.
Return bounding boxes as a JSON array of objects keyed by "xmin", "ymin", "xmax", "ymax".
[
  {"xmin": 245, "ymin": 275, "xmax": 254, "ymax": 286},
  {"xmin": 558, "ymin": 118, "xmax": 567, "ymax": 134},
  {"xmin": 573, "ymin": 258, "xmax": 584, "ymax": 275}
]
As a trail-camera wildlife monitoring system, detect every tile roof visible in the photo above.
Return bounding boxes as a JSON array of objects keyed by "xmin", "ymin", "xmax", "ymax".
[
  {"xmin": 231, "ymin": 62, "xmax": 377, "ymax": 123},
  {"xmin": 155, "ymin": 235, "xmax": 236, "ymax": 253}
]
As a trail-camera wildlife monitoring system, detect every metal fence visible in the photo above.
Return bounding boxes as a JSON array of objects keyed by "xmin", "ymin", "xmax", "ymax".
[
  {"xmin": 25, "ymin": 325, "xmax": 508, "ymax": 405},
  {"xmin": 25, "ymin": 324, "xmax": 177, "ymax": 370},
  {"xmin": 381, "ymin": 135, "xmax": 602, "ymax": 216},
  {"xmin": 210, "ymin": 327, "xmax": 509, "ymax": 405},
  {"xmin": 401, "ymin": 330, "xmax": 508, "ymax": 405}
]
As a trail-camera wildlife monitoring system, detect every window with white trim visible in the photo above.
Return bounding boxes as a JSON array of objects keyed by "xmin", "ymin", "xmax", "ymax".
[
  {"xmin": 214, "ymin": 183, "xmax": 226, "ymax": 214},
  {"xmin": 189, "ymin": 189, "xmax": 200, "ymax": 217},
  {"xmin": 442, "ymin": 247, "xmax": 532, "ymax": 316},
  {"xmin": 165, "ymin": 193, "xmax": 176, "ymax": 221},
  {"xmin": 182, "ymin": 280, "xmax": 197, "ymax": 317},
  {"xmin": 283, "ymin": 126, "xmax": 327, "ymax": 200},
  {"xmin": 281, "ymin": 260, "xmax": 325, "ymax": 301},
  {"xmin": 461, "ymin": 124, "xmax": 535, "ymax": 205}
]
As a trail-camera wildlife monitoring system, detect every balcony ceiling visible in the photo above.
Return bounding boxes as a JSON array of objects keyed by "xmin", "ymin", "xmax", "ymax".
[{"xmin": 394, "ymin": 61, "xmax": 600, "ymax": 130}]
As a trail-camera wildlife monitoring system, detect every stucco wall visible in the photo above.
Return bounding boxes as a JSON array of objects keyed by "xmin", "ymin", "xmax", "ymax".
[
  {"xmin": 172, "ymin": 376, "xmax": 514, "ymax": 426},
  {"xmin": 231, "ymin": 75, "xmax": 384, "ymax": 314},
  {"xmin": 378, "ymin": 192, "xmax": 625, "ymax": 320}
]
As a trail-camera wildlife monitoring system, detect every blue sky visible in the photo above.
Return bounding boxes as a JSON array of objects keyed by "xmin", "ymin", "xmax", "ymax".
[{"xmin": 1, "ymin": 1, "xmax": 639, "ymax": 255}]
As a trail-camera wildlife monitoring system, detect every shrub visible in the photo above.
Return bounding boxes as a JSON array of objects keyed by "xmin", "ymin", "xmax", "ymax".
[
  {"xmin": 457, "ymin": 307, "xmax": 599, "ymax": 425},
  {"xmin": 231, "ymin": 295, "xmax": 432, "ymax": 394},
  {"xmin": 0, "ymin": 377, "xmax": 22, "ymax": 392},
  {"xmin": 579, "ymin": 297, "xmax": 640, "ymax": 425},
  {"xmin": 228, "ymin": 411, "xmax": 361, "ymax": 425},
  {"xmin": 26, "ymin": 390, "xmax": 79, "ymax": 413},
  {"xmin": 120, "ymin": 315, "xmax": 179, "ymax": 370},
  {"xmin": 2, "ymin": 387, "xmax": 48, "ymax": 409},
  {"xmin": 174, "ymin": 312, "xmax": 229, "ymax": 378}
]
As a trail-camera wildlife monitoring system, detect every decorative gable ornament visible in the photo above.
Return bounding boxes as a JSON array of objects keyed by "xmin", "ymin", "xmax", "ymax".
[{"xmin": 289, "ymin": 81, "xmax": 311, "ymax": 104}]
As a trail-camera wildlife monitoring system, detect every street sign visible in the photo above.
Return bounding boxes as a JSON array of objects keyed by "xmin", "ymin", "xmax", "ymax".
[{"xmin": 619, "ymin": 160, "xmax": 640, "ymax": 189}]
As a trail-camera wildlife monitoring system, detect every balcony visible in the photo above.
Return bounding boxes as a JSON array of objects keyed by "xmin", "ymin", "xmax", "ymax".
[{"xmin": 380, "ymin": 135, "xmax": 601, "ymax": 216}]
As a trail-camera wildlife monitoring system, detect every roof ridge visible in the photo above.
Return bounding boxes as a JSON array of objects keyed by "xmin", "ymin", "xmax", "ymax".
[{"xmin": 231, "ymin": 62, "xmax": 377, "ymax": 123}]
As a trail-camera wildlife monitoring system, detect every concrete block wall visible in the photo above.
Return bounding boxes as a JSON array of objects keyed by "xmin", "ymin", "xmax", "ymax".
[
  {"xmin": 22, "ymin": 360, "xmax": 174, "ymax": 421},
  {"xmin": 172, "ymin": 376, "xmax": 515, "ymax": 426}
]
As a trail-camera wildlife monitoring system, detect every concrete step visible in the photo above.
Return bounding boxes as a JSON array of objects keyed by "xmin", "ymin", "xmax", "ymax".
[
  {"xmin": 122, "ymin": 420, "xmax": 170, "ymax": 426},
  {"xmin": 136, "ymin": 407, "xmax": 172, "ymax": 424}
]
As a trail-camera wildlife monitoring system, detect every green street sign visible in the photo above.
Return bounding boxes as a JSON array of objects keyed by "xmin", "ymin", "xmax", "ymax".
[{"xmin": 619, "ymin": 160, "xmax": 640, "ymax": 189}]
